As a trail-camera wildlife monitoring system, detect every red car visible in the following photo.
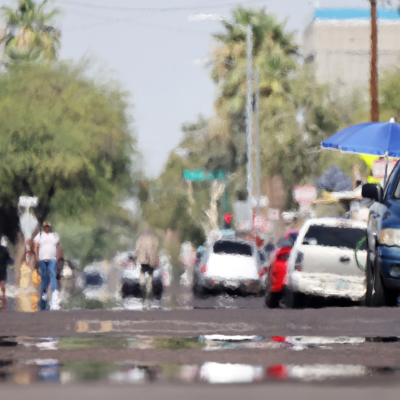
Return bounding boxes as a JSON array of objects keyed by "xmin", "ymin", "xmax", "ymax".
[{"xmin": 265, "ymin": 230, "xmax": 298, "ymax": 308}]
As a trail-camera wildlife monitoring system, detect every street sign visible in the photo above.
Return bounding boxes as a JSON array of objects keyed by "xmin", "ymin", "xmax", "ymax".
[
  {"xmin": 292, "ymin": 185, "xmax": 317, "ymax": 203},
  {"xmin": 372, "ymin": 159, "xmax": 397, "ymax": 179},
  {"xmin": 267, "ymin": 208, "xmax": 280, "ymax": 221}
]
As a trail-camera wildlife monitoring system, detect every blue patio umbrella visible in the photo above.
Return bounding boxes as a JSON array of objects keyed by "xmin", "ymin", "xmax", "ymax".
[{"xmin": 321, "ymin": 119, "xmax": 400, "ymax": 183}]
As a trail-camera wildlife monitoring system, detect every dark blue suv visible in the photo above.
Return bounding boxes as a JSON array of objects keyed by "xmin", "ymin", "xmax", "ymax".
[{"xmin": 362, "ymin": 162, "xmax": 400, "ymax": 306}]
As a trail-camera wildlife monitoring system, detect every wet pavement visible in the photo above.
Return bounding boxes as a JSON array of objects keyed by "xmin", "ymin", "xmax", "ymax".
[
  {"xmin": 3, "ymin": 285, "xmax": 400, "ymax": 399},
  {"xmin": 2, "ymin": 333, "xmax": 400, "ymax": 385},
  {"xmin": 2, "ymin": 358, "xmax": 400, "ymax": 385}
]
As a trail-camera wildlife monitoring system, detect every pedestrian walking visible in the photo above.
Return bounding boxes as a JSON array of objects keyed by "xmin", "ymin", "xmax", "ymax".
[
  {"xmin": 0, "ymin": 237, "xmax": 11, "ymax": 311},
  {"xmin": 33, "ymin": 221, "xmax": 62, "ymax": 310},
  {"xmin": 135, "ymin": 228, "xmax": 159, "ymax": 301}
]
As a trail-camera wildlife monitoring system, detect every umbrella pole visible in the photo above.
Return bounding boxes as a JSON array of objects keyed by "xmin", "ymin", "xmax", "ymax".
[{"xmin": 384, "ymin": 154, "xmax": 389, "ymax": 186}]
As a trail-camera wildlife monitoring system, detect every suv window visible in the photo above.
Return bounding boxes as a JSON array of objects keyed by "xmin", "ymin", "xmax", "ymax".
[
  {"xmin": 213, "ymin": 241, "xmax": 253, "ymax": 257},
  {"xmin": 304, "ymin": 225, "xmax": 366, "ymax": 250},
  {"xmin": 385, "ymin": 163, "xmax": 398, "ymax": 198},
  {"xmin": 392, "ymin": 174, "xmax": 400, "ymax": 198}
]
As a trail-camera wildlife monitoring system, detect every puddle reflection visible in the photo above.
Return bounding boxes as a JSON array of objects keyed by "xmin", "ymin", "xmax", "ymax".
[
  {"xmin": 2, "ymin": 334, "xmax": 400, "ymax": 351},
  {"xmin": 3, "ymin": 281, "xmax": 268, "ymax": 312},
  {"xmin": 1, "ymin": 359, "xmax": 400, "ymax": 385}
]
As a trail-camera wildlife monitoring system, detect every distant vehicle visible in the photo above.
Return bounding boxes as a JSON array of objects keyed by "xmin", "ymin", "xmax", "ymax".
[
  {"xmin": 81, "ymin": 264, "xmax": 108, "ymax": 301},
  {"xmin": 264, "ymin": 236, "xmax": 296, "ymax": 308},
  {"xmin": 284, "ymin": 229, "xmax": 299, "ymax": 243},
  {"xmin": 121, "ymin": 252, "xmax": 171, "ymax": 300},
  {"xmin": 362, "ymin": 175, "xmax": 400, "ymax": 306},
  {"xmin": 285, "ymin": 218, "xmax": 367, "ymax": 308},
  {"xmin": 193, "ymin": 239, "xmax": 265, "ymax": 297}
]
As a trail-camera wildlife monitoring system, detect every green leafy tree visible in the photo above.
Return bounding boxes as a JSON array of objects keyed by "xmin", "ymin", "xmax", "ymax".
[
  {"xmin": 1, "ymin": 0, "xmax": 60, "ymax": 62},
  {"xmin": 260, "ymin": 65, "xmax": 367, "ymax": 207},
  {"xmin": 0, "ymin": 61, "xmax": 139, "ymax": 275},
  {"xmin": 211, "ymin": 7, "xmax": 298, "ymax": 115},
  {"xmin": 380, "ymin": 65, "xmax": 400, "ymax": 121},
  {"xmin": 55, "ymin": 205, "xmax": 141, "ymax": 266},
  {"xmin": 140, "ymin": 116, "xmax": 208, "ymax": 245}
]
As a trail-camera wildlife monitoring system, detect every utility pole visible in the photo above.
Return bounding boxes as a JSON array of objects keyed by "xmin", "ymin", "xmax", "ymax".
[
  {"xmin": 370, "ymin": 0, "xmax": 379, "ymax": 121},
  {"xmin": 254, "ymin": 69, "xmax": 261, "ymax": 220},
  {"xmin": 246, "ymin": 23, "xmax": 253, "ymax": 230}
]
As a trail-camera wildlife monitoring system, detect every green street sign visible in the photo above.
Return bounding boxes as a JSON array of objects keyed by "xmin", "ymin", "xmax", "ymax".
[{"xmin": 183, "ymin": 169, "xmax": 225, "ymax": 182}]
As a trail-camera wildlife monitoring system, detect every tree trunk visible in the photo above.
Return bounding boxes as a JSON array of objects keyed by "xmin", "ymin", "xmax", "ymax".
[{"xmin": 13, "ymin": 230, "xmax": 25, "ymax": 287}]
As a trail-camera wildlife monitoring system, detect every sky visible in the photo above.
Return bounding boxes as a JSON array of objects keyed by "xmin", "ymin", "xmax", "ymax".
[{"xmin": 1, "ymin": 0, "xmax": 372, "ymax": 176}]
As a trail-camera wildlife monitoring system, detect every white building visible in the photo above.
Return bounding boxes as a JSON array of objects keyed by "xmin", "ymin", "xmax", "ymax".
[{"xmin": 303, "ymin": 8, "xmax": 400, "ymax": 90}]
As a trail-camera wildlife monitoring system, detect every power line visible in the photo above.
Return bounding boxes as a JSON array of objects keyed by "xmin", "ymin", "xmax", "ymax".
[
  {"xmin": 67, "ymin": 19, "xmax": 209, "ymax": 35},
  {"xmin": 58, "ymin": 0, "xmax": 270, "ymax": 13}
]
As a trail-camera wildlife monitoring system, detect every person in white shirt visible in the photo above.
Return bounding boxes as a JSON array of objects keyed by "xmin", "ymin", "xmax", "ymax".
[{"xmin": 33, "ymin": 221, "xmax": 61, "ymax": 310}]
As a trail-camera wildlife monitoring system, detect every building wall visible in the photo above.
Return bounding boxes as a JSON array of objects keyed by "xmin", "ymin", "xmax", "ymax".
[{"xmin": 303, "ymin": 21, "xmax": 400, "ymax": 90}]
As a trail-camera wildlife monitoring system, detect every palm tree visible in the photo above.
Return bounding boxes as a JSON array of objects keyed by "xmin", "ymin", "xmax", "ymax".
[
  {"xmin": 205, "ymin": 7, "xmax": 299, "ymax": 199},
  {"xmin": 1, "ymin": 0, "xmax": 60, "ymax": 62},
  {"xmin": 210, "ymin": 7, "xmax": 298, "ymax": 117}
]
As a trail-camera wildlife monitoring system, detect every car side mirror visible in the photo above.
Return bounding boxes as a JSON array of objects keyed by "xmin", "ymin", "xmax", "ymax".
[{"xmin": 362, "ymin": 183, "xmax": 382, "ymax": 202}]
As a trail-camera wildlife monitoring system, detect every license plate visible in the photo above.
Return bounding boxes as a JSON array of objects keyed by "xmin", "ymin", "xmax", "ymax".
[{"xmin": 226, "ymin": 280, "xmax": 239, "ymax": 288}]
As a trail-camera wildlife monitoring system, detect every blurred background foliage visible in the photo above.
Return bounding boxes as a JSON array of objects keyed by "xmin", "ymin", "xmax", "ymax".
[
  {"xmin": 140, "ymin": 6, "xmax": 400, "ymax": 245},
  {"xmin": 0, "ymin": 1, "xmax": 141, "ymax": 269},
  {"xmin": 1, "ymin": 0, "xmax": 61, "ymax": 63},
  {"xmin": 0, "ymin": 61, "xmax": 141, "ymax": 267},
  {"xmin": 3, "ymin": 1, "xmax": 400, "ymax": 272}
]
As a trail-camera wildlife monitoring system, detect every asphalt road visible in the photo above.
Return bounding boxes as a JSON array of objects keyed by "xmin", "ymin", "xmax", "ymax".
[{"xmin": 2, "ymin": 286, "xmax": 400, "ymax": 399}]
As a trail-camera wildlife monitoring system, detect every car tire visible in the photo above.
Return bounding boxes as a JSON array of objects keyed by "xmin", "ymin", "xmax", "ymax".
[
  {"xmin": 152, "ymin": 279, "xmax": 163, "ymax": 300},
  {"xmin": 265, "ymin": 291, "xmax": 281, "ymax": 308},
  {"xmin": 193, "ymin": 274, "xmax": 207, "ymax": 298},
  {"xmin": 372, "ymin": 265, "xmax": 386, "ymax": 307},
  {"xmin": 283, "ymin": 287, "xmax": 306, "ymax": 309},
  {"xmin": 372, "ymin": 259, "xmax": 398, "ymax": 307},
  {"xmin": 364, "ymin": 253, "xmax": 374, "ymax": 307}
]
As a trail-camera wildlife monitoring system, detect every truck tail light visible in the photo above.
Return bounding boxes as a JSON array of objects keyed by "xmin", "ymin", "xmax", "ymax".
[{"xmin": 201, "ymin": 264, "xmax": 207, "ymax": 274}]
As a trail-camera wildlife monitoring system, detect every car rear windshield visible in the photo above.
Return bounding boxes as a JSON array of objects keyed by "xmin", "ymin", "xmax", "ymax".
[
  {"xmin": 213, "ymin": 241, "xmax": 253, "ymax": 256},
  {"xmin": 304, "ymin": 225, "xmax": 366, "ymax": 250}
]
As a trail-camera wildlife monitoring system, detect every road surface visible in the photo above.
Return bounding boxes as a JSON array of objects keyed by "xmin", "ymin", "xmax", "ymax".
[{"xmin": 2, "ymin": 286, "xmax": 400, "ymax": 399}]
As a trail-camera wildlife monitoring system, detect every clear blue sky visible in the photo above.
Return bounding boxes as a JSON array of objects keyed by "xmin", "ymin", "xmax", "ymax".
[{"xmin": 1, "ymin": 0, "xmax": 373, "ymax": 176}]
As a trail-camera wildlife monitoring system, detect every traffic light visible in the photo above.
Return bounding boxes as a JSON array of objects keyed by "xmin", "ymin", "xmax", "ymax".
[{"xmin": 224, "ymin": 213, "xmax": 233, "ymax": 229}]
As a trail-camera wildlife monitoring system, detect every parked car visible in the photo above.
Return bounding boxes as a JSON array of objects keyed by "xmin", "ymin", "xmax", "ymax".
[
  {"xmin": 81, "ymin": 264, "xmax": 108, "ymax": 301},
  {"xmin": 193, "ymin": 239, "xmax": 265, "ymax": 297},
  {"xmin": 362, "ymin": 170, "xmax": 400, "ymax": 306},
  {"xmin": 264, "ymin": 236, "xmax": 295, "ymax": 308},
  {"xmin": 285, "ymin": 218, "xmax": 367, "ymax": 308}
]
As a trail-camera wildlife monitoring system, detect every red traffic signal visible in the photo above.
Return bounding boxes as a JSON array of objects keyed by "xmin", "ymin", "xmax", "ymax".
[{"xmin": 224, "ymin": 213, "xmax": 233, "ymax": 224}]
